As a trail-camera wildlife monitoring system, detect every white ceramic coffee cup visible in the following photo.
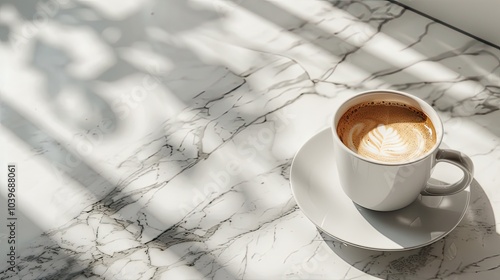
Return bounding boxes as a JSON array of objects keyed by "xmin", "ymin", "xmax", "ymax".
[{"xmin": 332, "ymin": 89, "xmax": 474, "ymax": 211}]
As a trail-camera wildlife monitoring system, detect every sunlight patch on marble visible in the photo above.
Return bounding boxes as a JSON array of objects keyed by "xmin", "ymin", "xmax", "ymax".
[
  {"xmin": 1, "ymin": 0, "xmax": 500, "ymax": 278},
  {"xmin": 77, "ymin": 0, "xmax": 149, "ymax": 19},
  {"xmin": 0, "ymin": 125, "xmax": 102, "ymax": 250}
]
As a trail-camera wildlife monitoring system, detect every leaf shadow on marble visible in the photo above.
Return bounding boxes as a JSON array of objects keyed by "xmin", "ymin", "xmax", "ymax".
[
  {"xmin": 0, "ymin": 3, "xmax": 249, "ymax": 279},
  {"xmin": 0, "ymin": 2, "xmax": 303, "ymax": 279},
  {"xmin": 2, "ymin": 0, "xmax": 499, "ymax": 279},
  {"xmin": 28, "ymin": 40, "xmax": 118, "ymax": 133},
  {"xmin": 320, "ymin": 179, "xmax": 500, "ymax": 279},
  {"xmin": 1, "ymin": 0, "xmax": 228, "ymax": 134},
  {"xmin": 0, "ymin": 22, "xmax": 9, "ymax": 42},
  {"xmin": 0, "ymin": 99, "xmax": 300, "ymax": 279},
  {"xmin": 0, "ymin": 101, "xmax": 245, "ymax": 279}
]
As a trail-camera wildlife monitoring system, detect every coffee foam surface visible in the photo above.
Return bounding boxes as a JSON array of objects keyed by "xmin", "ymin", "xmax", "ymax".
[{"xmin": 337, "ymin": 101, "xmax": 436, "ymax": 163}]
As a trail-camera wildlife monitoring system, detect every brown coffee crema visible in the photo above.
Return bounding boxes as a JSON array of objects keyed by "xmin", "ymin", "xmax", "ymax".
[{"xmin": 337, "ymin": 101, "xmax": 437, "ymax": 163}]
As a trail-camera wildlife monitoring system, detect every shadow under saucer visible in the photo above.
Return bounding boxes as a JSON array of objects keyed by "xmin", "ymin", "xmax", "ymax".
[
  {"xmin": 320, "ymin": 179, "xmax": 500, "ymax": 279},
  {"xmin": 290, "ymin": 128, "xmax": 470, "ymax": 251}
]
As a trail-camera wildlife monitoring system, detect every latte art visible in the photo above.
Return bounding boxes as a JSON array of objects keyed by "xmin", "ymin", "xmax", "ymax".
[
  {"xmin": 362, "ymin": 124, "xmax": 412, "ymax": 156},
  {"xmin": 346, "ymin": 123, "xmax": 426, "ymax": 162},
  {"xmin": 337, "ymin": 101, "xmax": 436, "ymax": 163}
]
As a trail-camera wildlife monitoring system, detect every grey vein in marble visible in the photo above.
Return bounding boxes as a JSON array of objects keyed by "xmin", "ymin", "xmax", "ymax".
[{"xmin": 1, "ymin": 0, "xmax": 500, "ymax": 279}]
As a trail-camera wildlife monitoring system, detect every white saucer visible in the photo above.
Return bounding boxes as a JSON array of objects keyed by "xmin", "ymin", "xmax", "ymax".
[{"xmin": 290, "ymin": 128, "xmax": 470, "ymax": 251}]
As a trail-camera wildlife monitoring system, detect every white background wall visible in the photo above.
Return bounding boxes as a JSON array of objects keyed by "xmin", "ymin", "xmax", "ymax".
[{"xmin": 394, "ymin": 0, "xmax": 500, "ymax": 47}]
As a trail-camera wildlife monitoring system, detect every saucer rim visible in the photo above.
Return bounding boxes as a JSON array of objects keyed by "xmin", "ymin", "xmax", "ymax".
[{"xmin": 290, "ymin": 128, "xmax": 470, "ymax": 251}]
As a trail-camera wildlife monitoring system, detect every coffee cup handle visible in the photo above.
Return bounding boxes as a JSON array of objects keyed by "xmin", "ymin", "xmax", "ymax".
[{"xmin": 421, "ymin": 149, "xmax": 474, "ymax": 196}]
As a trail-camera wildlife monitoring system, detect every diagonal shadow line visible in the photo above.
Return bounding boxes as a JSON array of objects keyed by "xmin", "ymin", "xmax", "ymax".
[
  {"xmin": 0, "ymin": 184, "xmax": 88, "ymax": 279},
  {"xmin": 217, "ymin": 0, "xmax": 500, "ymax": 273},
  {"xmin": 1, "ymin": 0, "xmax": 311, "ymax": 278},
  {"xmin": 229, "ymin": 0, "xmax": 500, "ymax": 134},
  {"xmin": 116, "ymin": 1, "xmax": 499, "ymax": 278},
  {"xmin": 232, "ymin": 0, "xmax": 406, "ymax": 67},
  {"xmin": 0, "ymin": 101, "xmax": 239, "ymax": 279},
  {"xmin": 0, "ymin": 2, "xmax": 314, "ymax": 277},
  {"xmin": 2, "ymin": 0, "xmax": 496, "ymax": 278}
]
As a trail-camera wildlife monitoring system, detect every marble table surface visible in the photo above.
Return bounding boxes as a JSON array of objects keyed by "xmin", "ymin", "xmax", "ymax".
[{"xmin": 1, "ymin": 0, "xmax": 499, "ymax": 279}]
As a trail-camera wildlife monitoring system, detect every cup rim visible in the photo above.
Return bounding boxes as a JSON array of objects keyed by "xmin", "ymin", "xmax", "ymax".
[{"xmin": 331, "ymin": 89, "xmax": 444, "ymax": 166}]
